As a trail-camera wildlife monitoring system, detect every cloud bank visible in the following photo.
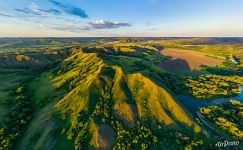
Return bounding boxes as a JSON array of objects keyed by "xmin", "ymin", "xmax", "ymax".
[
  {"xmin": 1, "ymin": 1, "xmax": 131, "ymax": 34},
  {"xmin": 89, "ymin": 20, "xmax": 131, "ymax": 29},
  {"xmin": 48, "ymin": 20, "xmax": 131, "ymax": 32}
]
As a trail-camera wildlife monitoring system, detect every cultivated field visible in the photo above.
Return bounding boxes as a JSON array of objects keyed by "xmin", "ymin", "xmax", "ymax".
[
  {"xmin": 159, "ymin": 48, "xmax": 224, "ymax": 73},
  {"xmin": 0, "ymin": 38, "xmax": 242, "ymax": 150}
]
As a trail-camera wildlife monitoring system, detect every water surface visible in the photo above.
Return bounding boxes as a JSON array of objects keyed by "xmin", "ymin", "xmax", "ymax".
[{"xmin": 176, "ymin": 86, "xmax": 243, "ymax": 116}]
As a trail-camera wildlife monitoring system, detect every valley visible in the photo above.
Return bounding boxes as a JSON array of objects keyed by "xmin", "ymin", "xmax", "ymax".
[{"xmin": 0, "ymin": 37, "xmax": 242, "ymax": 150}]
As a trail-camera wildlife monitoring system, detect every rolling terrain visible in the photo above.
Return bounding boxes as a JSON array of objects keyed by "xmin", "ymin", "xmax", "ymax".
[{"xmin": 0, "ymin": 37, "xmax": 242, "ymax": 150}]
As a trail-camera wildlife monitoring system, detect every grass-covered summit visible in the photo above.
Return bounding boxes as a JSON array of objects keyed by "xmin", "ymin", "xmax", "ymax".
[
  {"xmin": 14, "ymin": 46, "xmax": 213, "ymax": 150},
  {"xmin": 2, "ymin": 37, "xmax": 241, "ymax": 149}
]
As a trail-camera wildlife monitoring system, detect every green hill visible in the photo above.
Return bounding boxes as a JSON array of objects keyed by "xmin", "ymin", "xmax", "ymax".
[
  {"xmin": 12, "ymin": 48, "xmax": 213, "ymax": 150},
  {"xmin": 1, "ymin": 38, "xmax": 233, "ymax": 149}
]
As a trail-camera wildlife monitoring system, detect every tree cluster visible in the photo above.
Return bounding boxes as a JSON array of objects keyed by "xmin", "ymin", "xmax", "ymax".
[{"xmin": 0, "ymin": 87, "xmax": 32, "ymax": 150}]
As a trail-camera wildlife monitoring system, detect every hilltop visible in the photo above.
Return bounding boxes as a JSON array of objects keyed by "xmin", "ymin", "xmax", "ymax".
[
  {"xmin": 0, "ymin": 37, "xmax": 242, "ymax": 150},
  {"xmin": 15, "ymin": 46, "xmax": 206, "ymax": 150}
]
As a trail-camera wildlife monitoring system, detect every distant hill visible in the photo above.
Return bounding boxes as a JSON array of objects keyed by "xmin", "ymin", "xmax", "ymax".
[{"xmin": 2, "ymin": 38, "xmax": 241, "ymax": 149}]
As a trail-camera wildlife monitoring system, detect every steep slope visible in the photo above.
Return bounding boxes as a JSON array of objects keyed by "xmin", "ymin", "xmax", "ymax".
[
  {"xmin": 2, "ymin": 38, "xmax": 242, "ymax": 150},
  {"xmin": 53, "ymin": 52, "xmax": 199, "ymax": 149},
  {"xmin": 17, "ymin": 49, "xmax": 211, "ymax": 150}
]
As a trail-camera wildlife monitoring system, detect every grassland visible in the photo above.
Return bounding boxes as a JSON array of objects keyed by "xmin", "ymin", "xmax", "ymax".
[
  {"xmin": 49, "ymin": 50, "xmax": 209, "ymax": 150},
  {"xmin": 0, "ymin": 37, "xmax": 242, "ymax": 150}
]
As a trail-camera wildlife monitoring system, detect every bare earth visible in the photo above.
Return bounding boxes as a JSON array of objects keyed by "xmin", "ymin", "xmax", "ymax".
[{"xmin": 159, "ymin": 48, "xmax": 223, "ymax": 72}]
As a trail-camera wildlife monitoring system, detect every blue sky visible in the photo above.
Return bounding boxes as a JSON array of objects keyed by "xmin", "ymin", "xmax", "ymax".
[{"xmin": 0, "ymin": 0, "xmax": 243, "ymax": 37}]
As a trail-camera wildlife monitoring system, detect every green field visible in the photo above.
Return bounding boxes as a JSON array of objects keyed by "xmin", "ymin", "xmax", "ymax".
[{"xmin": 0, "ymin": 37, "xmax": 242, "ymax": 150}]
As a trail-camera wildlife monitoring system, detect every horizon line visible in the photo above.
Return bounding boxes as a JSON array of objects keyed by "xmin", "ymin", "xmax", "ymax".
[{"xmin": 1, "ymin": 36, "xmax": 243, "ymax": 38}]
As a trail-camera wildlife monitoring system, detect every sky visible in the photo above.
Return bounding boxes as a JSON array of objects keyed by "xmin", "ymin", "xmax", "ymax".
[{"xmin": 0, "ymin": 0, "xmax": 243, "ymax": 37}]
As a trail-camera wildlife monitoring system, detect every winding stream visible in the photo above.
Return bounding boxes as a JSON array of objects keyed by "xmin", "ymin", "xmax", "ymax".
[{"xmin": 176, "ymin": 85, "xmax": 243, "ymax": 117}]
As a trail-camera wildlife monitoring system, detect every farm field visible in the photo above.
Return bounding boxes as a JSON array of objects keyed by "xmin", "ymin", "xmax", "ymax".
[
  {"xmin": 0, "ymin": 37, "xmax": 242, "ymax": 150},
  {"xmin": 1, "ymin": 0, "xmax": 243, "ymax": 149},
  {"xmin": 158, "ymin": 48, "xmax": 224, "ymax": 73}
]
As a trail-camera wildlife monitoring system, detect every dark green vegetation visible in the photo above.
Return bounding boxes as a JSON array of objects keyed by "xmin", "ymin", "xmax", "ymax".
[
  {"xmin": 160, "ymin": 74, "xmax": 243, "ymax": 100},
  {"xmin": 0, "ymin": 37, "xmax": 242, "ymax": 149},
  {"xmin": 51, "ymin": 49, "xmax": 204, "ymax": 150},
  {"xmin": 0, "ymin": 86, "xmax": 32, "ymax": 149},
  {"xmin": 199, "ymin": 100, "xmax": 243, "ymax": 140},
  {"xmin": 184, "ymin": 75, "xmax": 242, "ymax": 99},
  {"xmin": 203, "ymin": 61, "xmax": 243, "ymax": 76},
  {"xmin": 0, "ymin": 44, "xmax": 69, "ymax": 149}
]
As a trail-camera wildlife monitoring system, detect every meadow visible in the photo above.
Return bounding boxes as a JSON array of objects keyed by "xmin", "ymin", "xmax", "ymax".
[{"xmin": 0, "ymin": 37, "xmax": 242, "ymax": 150}]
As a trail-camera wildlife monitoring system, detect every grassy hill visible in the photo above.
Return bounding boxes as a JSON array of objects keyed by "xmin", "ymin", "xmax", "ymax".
[
  {"xmin": 2, "ymin": 37, "xmax": 242, "ymax": 149},
  {"xmin": 14, "ymin": 48, "xmax": 210, "ymax": 150}
]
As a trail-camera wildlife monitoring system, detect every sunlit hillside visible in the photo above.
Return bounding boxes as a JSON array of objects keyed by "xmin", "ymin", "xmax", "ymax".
[{"xmin": 0, "ymin": 38, "xmax": 242, "ymax": 150}]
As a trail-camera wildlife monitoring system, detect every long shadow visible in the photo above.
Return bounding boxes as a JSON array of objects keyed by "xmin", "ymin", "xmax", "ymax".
[
  {"xmin": 156, "ymin": 56, "xmax": 204, "ymax": 76},
  {"xmin": 119, "ymin": 77, "xmax": 139, "ymax": 121},
  {"xmin": 156, "ymin": 58, "xmax": 191, "ymax": 73},
  {"xmin": 97, "ymin": 51, "xmax": 185, "ymax": 90},
  {"xmin": 96, "ymin": 52, "xmax": 195, "ymax": 127}
]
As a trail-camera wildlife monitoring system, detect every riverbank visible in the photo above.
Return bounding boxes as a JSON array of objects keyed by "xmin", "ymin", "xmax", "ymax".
[{"xmin": 176, "ymin": 85, "xmax": 243, "ymax": 116}]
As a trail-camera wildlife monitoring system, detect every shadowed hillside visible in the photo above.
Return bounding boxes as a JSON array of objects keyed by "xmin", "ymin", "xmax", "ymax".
[
  {"xmin": 0, "ymin": 51, "xmax": 69, "ymax": 69},
  {"xmin": 2, "ymin": 37, "xmax": 241, "ymax": 150},
  {"xmin": 14, "ymin": 48, "xmax": 216, "ymax": 150}
]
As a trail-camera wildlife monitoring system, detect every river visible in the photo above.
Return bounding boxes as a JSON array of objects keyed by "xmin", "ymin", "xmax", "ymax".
[{"xmin": 176, "ymin": 85, "xmax": 243, "ymax": 117}]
